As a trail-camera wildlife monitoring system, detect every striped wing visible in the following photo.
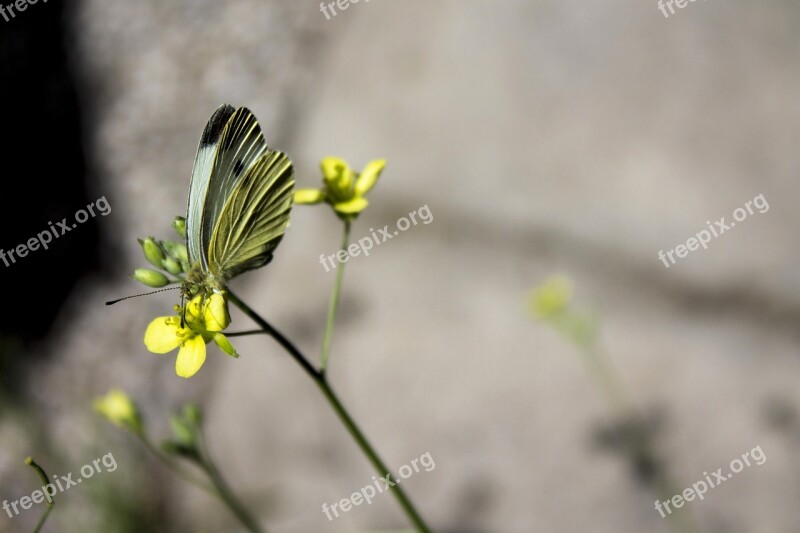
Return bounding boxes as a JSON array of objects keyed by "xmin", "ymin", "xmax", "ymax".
[
  {"xmin": 186, "ymin": 105, "xmax": 269, "ymax": 270},
  {"xmin": 208, "ymin": 149, "xmax": 294, "ymax": 280}
]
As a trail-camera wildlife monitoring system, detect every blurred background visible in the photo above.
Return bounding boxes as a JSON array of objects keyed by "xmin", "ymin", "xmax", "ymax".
[{"xmin": 1, "ymin": 0, "xmax": 799, "ymax": 531}]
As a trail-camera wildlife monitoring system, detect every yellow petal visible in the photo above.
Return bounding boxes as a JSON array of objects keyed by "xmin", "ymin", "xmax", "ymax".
[
  {"xmin": 321, "ymin": 157, "xmax": 348, "ymax": 183},
  {"xmin": 175, "ymin": 335, "xmax": 206, "ymax": 378},
  {"xmin": 354, "ymin": 159, "xmax": 386, "ymax": 196},
  {"xmin": 321, "ymin": 157, "xmax": 354, "ymax": 198},
  {"xmin": 294, "ymin": 189, "xmax": 326, "ymax": 204},
  {"xmin": 334, "ymin": 197, "xmax": 369, "ymax": 215},
  {"xmin": 185, "ymin": 295, "xmax": 204, "ymax": 322},
  {"xmin": 144, "ymin": 316, "xmax": 184, "ymax": 354},
  {"xmin": 204, "ymin": 293, "xmax": 230, "ymax": 332}
]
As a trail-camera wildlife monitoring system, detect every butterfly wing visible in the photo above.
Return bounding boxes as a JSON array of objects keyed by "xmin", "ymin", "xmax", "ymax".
[
  {"xmin": 187, "ymin": 104, "xmax": 234, "ymax": 270},
  {"xmin": 208, "ymin": 149, "xmax": 294, "ymax": 280},
  {"xmin": 186, "ymin": 105, "xmax": 269, "ymax": 271}
]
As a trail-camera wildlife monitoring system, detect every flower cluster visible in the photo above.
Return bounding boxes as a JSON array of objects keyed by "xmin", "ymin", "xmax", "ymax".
[
  {"xmin": 294, "ymin": 157, "xmax": 385, "ymax": 220},
  {"xmin": 132, "ymin": 217, "xmax": 189, "ymax": 288},
  {"xmin": 145, "ymin": 292, "xmax": 238, "ymax": 378}
]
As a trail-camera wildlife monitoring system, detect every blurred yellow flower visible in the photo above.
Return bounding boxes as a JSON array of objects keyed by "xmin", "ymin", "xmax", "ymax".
[
  {"xmin": 94, "ymin": 389, "xmax": 142, "ymax": 433},
  {"xmin": 294, "ymin": 157, "xmax": 386, "ymax": 219},
  {"xmin": 528, "ymin": 275, "xmax": 597, "ymax": 347},
  {"xmin": 144, "ymin": 292, "xmax": 237, "ymax": 379},
  {"xmin": 528, "ymin": 275, "xmax": 573, "ymax": 319}
]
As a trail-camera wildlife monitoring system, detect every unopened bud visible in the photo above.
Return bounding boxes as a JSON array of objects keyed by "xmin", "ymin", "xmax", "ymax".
[
  {"xmin": 172, "ymin": 216, "xmax": 187, "ymax": 239},
  {"xmin": 162, "ymin": 241, "xmax": 189, "ymax": 263},
  {"xmin": 132, "ymin": 268, "xmax": 169, "ymax": 288},
  {"xmin": 184, "ymin": 404, "xmax": 202, "ymax": 426},
  {"xmin": 94, "ymin": 389, "xmax": 143, "ymax": 434},
  {"xmin": 162, "ymin": 257, "xmax": 183, "ymax": 275},
  {"xmin": 140, "ymin": 237, "xmax": 166, "ymax": 268}
]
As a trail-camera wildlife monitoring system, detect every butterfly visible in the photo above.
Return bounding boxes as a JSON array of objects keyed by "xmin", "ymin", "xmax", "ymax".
[{"xmin": 183, "ymin": 104, "xmax": 294, "ymax": 300}]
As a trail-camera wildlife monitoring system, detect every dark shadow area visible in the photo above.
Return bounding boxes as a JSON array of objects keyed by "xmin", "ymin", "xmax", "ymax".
[{"xmin": 0, "ymin": 0, "xmax": 102, "ymax": 394}]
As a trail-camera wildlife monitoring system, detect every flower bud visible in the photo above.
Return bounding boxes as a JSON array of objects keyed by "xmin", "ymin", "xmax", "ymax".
[
  {"xmin": 140, "ymin": 237, "xmax": 166, "ymax": 268},
  {"xmin": 94, "ymin": 389, "xmax": 143, "ymax": 434},
  {"xmin": 162, "ymin": 241, "xmax": 189, "ymax": 263},
  {"xmin": 132, "ymin": 268, "xmax": 170, "ymax": 288},
  {"xmin": 213, "ymin": 333, "xmax": 238, "ymax": 358},
  {"xmin": 170, "ymin": 415, "xmax": 195, "ymax": 446},
  {"xmin": 172, "ymin": 216, "xmax": 187, "ymax": 239},
  {"xmin": 162, "ymin": 257, "xmax": 183, "ymax": 275}
]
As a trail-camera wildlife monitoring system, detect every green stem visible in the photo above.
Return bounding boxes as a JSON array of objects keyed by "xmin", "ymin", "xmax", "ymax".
[
  {"xmin": 320, "ymin": 220, "xmax": 351, "ymax": 373},
  {"xmin": 195, "ymin": 428, "xmax": 265, "ymax": 533},
  {"xmin": 227, "ymin": 290, "xmax": 431, "ymax": 533},
  {"xmin": 136, "ymin": 434, "xmax": 217, "ymax": 497},
  {"xmin": 228, "ymin": 291, "xmax": 318, "ymax": 379},
  {"xmin": 137, "ymin": 433, "xmax": 262, "ymax": 532},
  {"xmin": 226, "ymin": 330, "xmax": 269, "ymax": 337},
  {"xmin": 579, "ymin": 345, "xmax": 700, "ymax": 533},
  {"xmin": 25, "ymin": 458, "xmax": 54, "ymax": 533},
  {"xmin": 581, "ymin": 345, "xmax": 633, "ymax": 415},
  {"xmin": 315, "ymin": 378, "xmax": 430, "ymax": 532}
]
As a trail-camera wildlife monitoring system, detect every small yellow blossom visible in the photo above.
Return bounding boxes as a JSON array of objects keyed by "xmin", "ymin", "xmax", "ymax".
[
  {"xmin": 294, "ymin": 157, "xmax": 386, "ymax": 219},
  {"xmin": 528, "ymin": 275, "xmax": 597, "ymax": 347},
  {"xmin": 144, "ymin": 292, "xmax": 238, "ymax": 378},
  {"xmin": 528, "ymin": 275, "xmax": 573, "ymax": 319},
  {"xmin": 94, "ymin": 389, "xmax": 142, "ymax": 433}
]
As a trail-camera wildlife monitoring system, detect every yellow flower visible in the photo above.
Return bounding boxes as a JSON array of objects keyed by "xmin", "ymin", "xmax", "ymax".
[
  {"xmin": 528, "ymin": 275, "xmax": 573, "ymax": 319},
  {"xmin": 94, "ymin": 389, "xmax": 142, "ymax": 433},
  {"xmin": 144, "ymin": 292, "xmax": 238, "ymax": 378},
  {"xmin": 294, "ymin": 157, "xmax": 386, "ymax": 219},
  {"xmin": 528, "ymin": 275, "xmax": 597, "ymax": 347}
]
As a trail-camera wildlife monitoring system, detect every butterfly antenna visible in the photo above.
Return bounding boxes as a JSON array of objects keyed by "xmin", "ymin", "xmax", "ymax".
[{"xmin": 105, "ymin": 287, "xmax": 179, "ymax": 306}]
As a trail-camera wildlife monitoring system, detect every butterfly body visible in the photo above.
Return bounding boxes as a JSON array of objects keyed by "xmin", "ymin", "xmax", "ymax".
[{"xmin": 182, "ymin": 104, "xmax": 294, "ymax": 302}]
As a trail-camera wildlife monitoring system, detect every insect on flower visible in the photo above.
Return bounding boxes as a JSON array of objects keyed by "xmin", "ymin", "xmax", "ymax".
[{"xmin": 108, "ymin": 104, "xmax": 295, "ymax": 377}]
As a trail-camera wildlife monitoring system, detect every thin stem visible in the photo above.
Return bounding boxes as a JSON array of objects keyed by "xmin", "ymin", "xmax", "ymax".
[
  {"xmin": 226, "ymin": 330, "xmax": 269, "ymax": 337},
  {"xmin": 195, "ymin": 428, "xmax": 265, "ymax": 533},
  {"xmin": 137, "ymin": 433, "xmax": 263, "ymax": 532},
  {"xmin": 581, "ymin": 345, "xmax": 633, "ymax": 415},
  {"xmin": 25, "ymin": 458, "xmax": 54, "ymax": 533},
  {"xmin": 135, "ymin": 434, "xmax": 217, "ymax": 497},
  {"xmin": 32, "ymin": 504, "xmax": 53, "ymax": 533},
  {"xmin": 578, "ymin": 345, "xmax": 700, "ymax": 533},
  {"xmin": 315, "ymin": 378, "xmax": 430, "ymax": 532},
  {"xmin": 320, "ymin": 220, "xmax": 351, "ymax": 372},
  {"xmin": 227, "ymin": 290, "xmax": 431, "ymax": 532},
  {"xmin": 227, "ymin": 291, "xmax": 318, "ymax": 380}
]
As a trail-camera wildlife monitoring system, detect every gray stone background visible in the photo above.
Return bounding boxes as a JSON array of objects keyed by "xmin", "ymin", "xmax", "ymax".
[{"xmin": 2, "ymin": 0, "xmax": 800, "ymax": 531}]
